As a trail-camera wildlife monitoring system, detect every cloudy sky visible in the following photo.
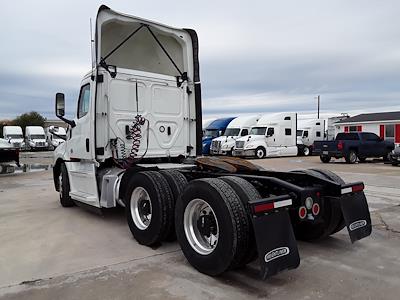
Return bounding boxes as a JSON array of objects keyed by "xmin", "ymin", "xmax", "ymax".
[{"xmin": 0, "ymin": 0, "xmax": 399, "ymax": 120}]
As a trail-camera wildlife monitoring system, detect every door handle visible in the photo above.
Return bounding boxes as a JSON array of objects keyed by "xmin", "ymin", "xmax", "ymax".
[{"xmin": 86, "ymin": 138, "xmax": 89, "ymax": 152}]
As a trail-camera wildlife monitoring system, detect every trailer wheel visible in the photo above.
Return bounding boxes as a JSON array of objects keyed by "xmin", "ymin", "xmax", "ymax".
[
  {"xmin": 320, "ymin": 155, "xmax": 331, "ymax": 163},
  {"xmin": 310, "ymin": 169, "xmax": 346, "ymax": 234},
  {"xmin": 59, "ymin": 163, "xmax": 74, "ymax": 207},
  {"xmin": 220, "ymin": 176, "xmax": 261, "ymax": 267},
  {"xmin": 290, "ymin": 169, "xmax": 343, "ymax": 240},
  {"xmin": 255, "ymin": 147, "xmax": 266, "ymax": 159},
  {"xmin": 175, "ymin": 178, "xmax": 249, "ymax": 276},
  {"xmin": 124, "ymin": 171, "xmax": 174, "ymax": 246},
  {"xmin": 345, "ymin": 150, "xmax": 357, "ymax": 164},
  {"xmin": 159, "ymin": 170, "xmax": 188, "ymax": 241}
]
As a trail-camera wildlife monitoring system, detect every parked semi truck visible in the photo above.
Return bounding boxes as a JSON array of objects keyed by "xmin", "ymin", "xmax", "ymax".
[
  {"xmin": 25, "ymin": 126, "xmax": 48, "ymax": 151},
  {"xmin": 210, "ymin": 115, "xmax": 260, "ymax": 155},
  {"xmin": 202, "ymin": 117, "xmax": 235, "ymax": 155},
  {"xmin": 53, "ymin": 5, "xmax": 371, "ymax": 279},
  {"xmin": 296, "ymin": 119, "xmax": 325, "ymax": 156},
  {"xmin": 2, "ymin": 126, "xmax": 24, "ymax": 149},
  {"xmin": 233, "ymin": 113, "xmax": 298, "ymax": 159}
]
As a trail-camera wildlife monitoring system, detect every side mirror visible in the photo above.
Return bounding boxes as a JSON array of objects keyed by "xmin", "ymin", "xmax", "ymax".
[
  {"xmin": 55, "ymin": 93, "xmax": 76, "ymax": 128},
  {"xmin": 55, "ymin": 93, "xmax": 65, "ymax": 117}
]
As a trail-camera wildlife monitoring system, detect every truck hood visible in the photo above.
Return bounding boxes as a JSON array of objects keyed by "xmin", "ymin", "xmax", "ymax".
[
  {"xmin": 236, "ymin": 135, "xmax": 265, "ymax": 143},
  {"xmin": 0, "ymin": 138, "xmax": 13, "ymax": 149}
]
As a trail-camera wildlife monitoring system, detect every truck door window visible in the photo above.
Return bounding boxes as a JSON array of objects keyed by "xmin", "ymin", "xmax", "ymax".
[
  {"xmin": 240, "ymin": 129, "xmax": 248, "ymax": 136},
  {"xmin": 266, "ymin": 128, "xmax": 274, "ymax": 137},
  {"xmin": 77, "ymin": 84, "xmax": 91, "ymax": 119},
  {"xmin": 316, "ymin": 131, "xmax": 321, "ymax": 137},
  {"xmin": 285, "ymin": 128, "xmax": 291, "ymax": 135},
  {"xmin": 303, "ymin": 131, "xmax": 308, "ymax": 137}
]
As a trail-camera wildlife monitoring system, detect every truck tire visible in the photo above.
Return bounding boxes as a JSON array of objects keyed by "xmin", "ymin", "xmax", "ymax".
[
  {"xmin": 175, "ymin": 178, "xmax": 249, "ymax": 276},
  {"xmin": 310, "ymin": 169, "xmax": 346, "ymax": 234},
  {"xmin": 290, "ymin": 169, "xmax": 343, "ymax": 241},
  {"xmin": 303, "ymin": 146, "xmax": 310, "ymax": 156},
  {"xmin": 345, "ymin": 150, "xmax": 357, "ymax": 164},
  {"xmin": 159, "ymin": 170, "xmax": 188, "ymax": 241},
  {"xmin": 255, "ymin": 147, "xmax": 266, "ymax": 159},
  {"xmin": 59, "ymin": 163, "xmax": 74, "ymax": 207},
  {"xmin": 357, "ymin": 156, "xmax": 367, "ymax": 163},
  {"xmin": 124, "ymin": 171, "xmax": 174, "ymax": 246},
  {"xmin": 320, "ymin": 155, "xmax": 331, "ymax": 163},
  {"xmin": 220, "ymin": 176, "xmax": 261, "ymax": 267}
]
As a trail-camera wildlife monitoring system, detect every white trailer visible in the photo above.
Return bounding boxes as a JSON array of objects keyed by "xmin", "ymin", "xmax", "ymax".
[
  {"xmin": 2, "ymin": 126, "xmax": 24, "ymax": 149},
  {"xmin": 25, "ymin": 126, "xmax": 48, "ymax": 151},
  {"xmin": 210, "ymin": 115, "xmax": 260, "ymax": 155},
  {"xmin": 233, "ymin": 113, "xmax": 298, "ymax": 158},
  {"xmin": 51, "ymin": 5, "xmax": 371, "ymax": 280},
  {"xmin": 296, "ymin": 119, "xmax": 325, "ymax": 156},
  {"xmin": 46, "ymin": 126, "xmax": 67, "ymax": 150}
]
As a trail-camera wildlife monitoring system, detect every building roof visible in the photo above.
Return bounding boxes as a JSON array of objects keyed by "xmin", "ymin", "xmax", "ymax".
[{"xmin": 335, "ymin": 111, "xmax": 400, "ymax": 124}]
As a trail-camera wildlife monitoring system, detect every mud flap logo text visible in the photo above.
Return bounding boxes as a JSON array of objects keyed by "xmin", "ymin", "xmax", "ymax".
[
  {"xmin": 349, "ymin": 220, "xmax": 367, "ymax": 231},
  {"xmin": 264, "ymin": 247, "xmax": 290, "ymax": 263}
]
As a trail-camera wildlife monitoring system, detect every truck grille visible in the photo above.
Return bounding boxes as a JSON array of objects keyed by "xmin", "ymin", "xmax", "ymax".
[
  {"xmin": 37, "ymin": 142, "xmax": 45, "ymax": 147},
  {"xmin": 211, "ymin": 140, "xmax": 221, "ymax": 152},
  {"xmin": 13, "ymin": 142, "xmax": 21, "ymax": 148},
  {"xmin": 235, "ymin": 141, "xmax": 245, "ymax": 149}
]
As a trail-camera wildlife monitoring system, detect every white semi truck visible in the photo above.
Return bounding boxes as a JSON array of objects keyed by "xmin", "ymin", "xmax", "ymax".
[
  {"xmin": 296, "ymin": 119, "xmax": 325, "ymax": 156},
  {"xmin": 25, "ymin": 126, "xmax": 48, "ymax": 151},
  {"xmin": 233, "ymin": 113, "xmax": 298, "ymax": 159},
  {"xmin": 46, "ymin": 126, "xmax": 67, "ymax": 150},
  {"xmin": 52, "ymin": 5, "xmax": 371, "ymax": 279},
  {"xmin": 2, "ymin": 126, "xmax": 25, "ymax": 149},
  {"xmin": 210, "ymin": 115, "xmax": 260, "ymax": 155}
]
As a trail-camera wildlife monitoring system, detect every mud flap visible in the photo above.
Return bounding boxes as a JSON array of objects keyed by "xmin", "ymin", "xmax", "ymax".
[
  {"xmin": 251, "ymin": 210, "xmax": 300, "ymax": 279},
  {"xmin": 340, "ymin": 191, "xmax": 372, "ymax": 243}
]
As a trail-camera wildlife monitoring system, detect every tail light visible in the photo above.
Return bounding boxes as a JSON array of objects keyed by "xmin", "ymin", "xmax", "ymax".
[
  {"xmin": 312, "ymin": 203, "xmax": 320, "ymax": 215},
  {"xmin": 337, "ymin": 141, "xmax": 344, "ymax": 151},
  {"xmin": 298, "ymin": 206, "xmax": 307, "ymax": 219}
]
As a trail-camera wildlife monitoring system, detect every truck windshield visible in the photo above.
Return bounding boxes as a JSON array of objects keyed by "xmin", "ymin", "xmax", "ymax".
[
  {"xmin": 224, "ymin": 128, "xmax": 240, "ymax": 136},
  {"xmin": 296, "ymin": 130, "xmax": 303, "ymax": 137},
  {"xmin": 250, "ymin": 127, "xmax": 267, "ymax": 135},
  {"xmin": 6, "ymin": 134, "xmax": 23, "ymax": 139},
  {"xmin": 204, "ymin": 129, "xmax": 219, "ymax": 138},
  {"xmin": 31, "ymin": 135, "xmax": 45, "ymax": 139}
]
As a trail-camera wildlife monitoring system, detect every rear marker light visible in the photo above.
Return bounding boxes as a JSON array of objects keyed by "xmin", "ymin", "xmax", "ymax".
[
  {"xmin": 352, "ymin": 184, "xmax": 364, "ymax": 193},
  {"xmin": 254, "ymin": 199, "xmax": 293, "ymax": 213},
  {"xmin": 312, "ymin": 203, "xmax": 320, "ymax": 215},
  {"xmin": 299, "ymin": 206, "xmax": 307, "ymax": 219}
]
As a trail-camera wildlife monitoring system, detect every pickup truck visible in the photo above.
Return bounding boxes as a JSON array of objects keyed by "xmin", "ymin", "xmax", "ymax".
[{"xmin": 313, "ymin": 132, "xmax": 395, "ymax": 164}]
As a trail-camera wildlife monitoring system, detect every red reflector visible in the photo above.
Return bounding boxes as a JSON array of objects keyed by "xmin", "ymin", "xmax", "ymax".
[
  {"xmin": 352, "ymin": 184, "xmax": 364, "ymax": 193},
  {"xmin": 254, "ymin": 202, "xmax": 274, "ymax": 213},
  {"xmin": 312, "ymin": 203, "xmax": 320, "ymax": 215},
  {"xmin": 337, "ymin": 141, "xmax": 344, "ymax": 151},
  {"xmin": 298, "ymin": 206, "xmax": 307, "ymax": 219}
]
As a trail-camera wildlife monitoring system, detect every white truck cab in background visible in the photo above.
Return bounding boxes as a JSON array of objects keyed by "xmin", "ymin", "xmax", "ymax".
[
  {"xmin": 296, "ymin": 119, "xmax": 325, "ymax": 156},
  {"xmin": 233, "ymin": 113, "xmax": 298, "ymax": 159},
  {"xmin": 25, "ymin": 126, "xmax": 48, "ymax": 151},
  {"xmin": 2, "ymin": 126, "xmax": 24, "ymax": 149},
  {"xmin": 46, "ymin": 126, "xmax": 67, "ymax": 150},
  {"xmin": 210, "ymin": 115, "xmax": 260, "ymax": 155}
]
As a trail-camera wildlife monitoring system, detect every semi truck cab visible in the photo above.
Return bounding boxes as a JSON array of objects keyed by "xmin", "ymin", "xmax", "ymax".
[
  {"xmin": 2, "ymin": 126, "xmax": 24, "ymax": 149},
  {"xmin": 210, "ymin": 115, "xmax": 260, "ymax": 155},
  {"xmin": 202, "ymin": 117, "xmax": 236, "ymax": 155},
  {"xmin": 25, "ymin": 126, "xmax": 48, "ymax": 151}
]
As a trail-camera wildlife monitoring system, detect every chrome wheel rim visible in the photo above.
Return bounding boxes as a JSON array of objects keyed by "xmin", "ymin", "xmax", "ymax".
[
  {"xmin": 304, "ymin": 147, "xmax": 310, "ymax": 156},
  {"xmin": 350, "ymin": 152, "xmax": 357, "ymax": 163},
  {"xmin": 59, "ymin": 173, "xmax": 63, "ymax": 198},
  {"xmin": 256, "ymin": 149, "xmax": 264, "ymax": 158},
  {"xmin": 184, "ymin": 199, "xmax": 219, "ymax": 255},
  {"xmin": 130, "ymin": 187, "xmax": 152, "ymax": 230}
]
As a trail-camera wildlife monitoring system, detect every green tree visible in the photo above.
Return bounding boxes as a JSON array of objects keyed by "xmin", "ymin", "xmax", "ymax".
[{"xmin": 12, "ymin": 112, "xmax": 46, "ymax": 134}]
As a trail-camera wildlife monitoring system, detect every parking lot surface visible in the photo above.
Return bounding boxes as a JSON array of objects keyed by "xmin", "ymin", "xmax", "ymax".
[{"xmin": 0, "ymin": 153, "xmax": 399, "ymax": 299}]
